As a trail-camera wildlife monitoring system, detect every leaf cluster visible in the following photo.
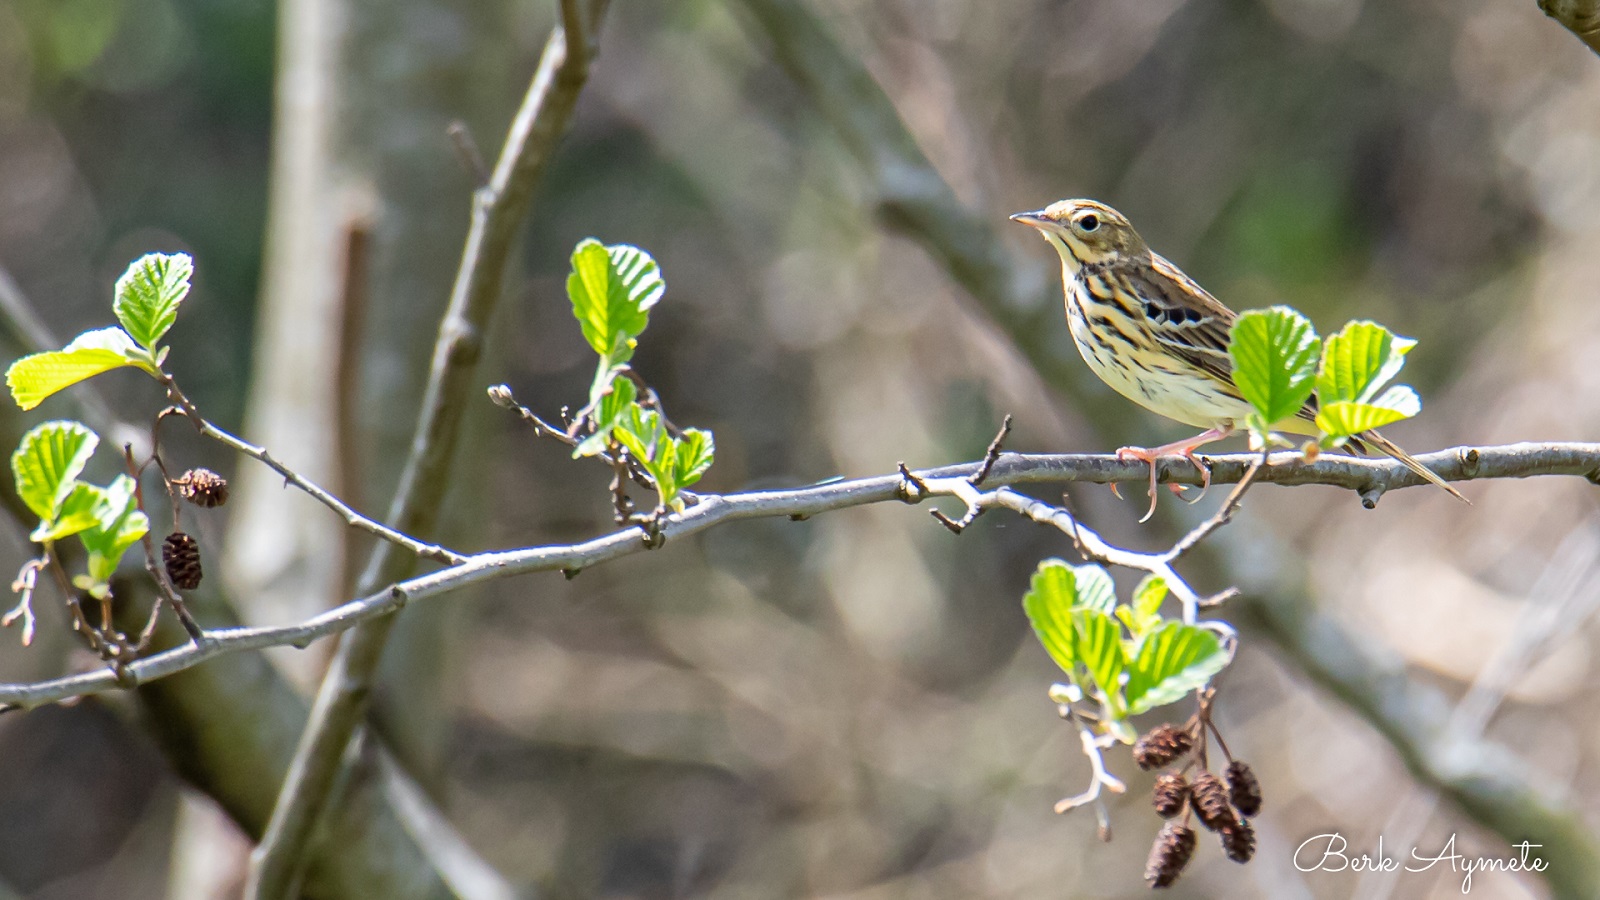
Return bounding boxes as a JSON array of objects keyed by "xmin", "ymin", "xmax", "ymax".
[
  {"xmin": 11, "ymin": 421, "xmax": 146, "ymax": 599},
  {"xmin": 1227, "ymin": 308, "xmax": 1421, "ymax": 448},
  {"xmin": 1023, "ymin": 560, "xmax": 1229, "ymax": 741},
  {"xmin": 566, "ymin": 239, "xmax": 713, "ymax": 509}
]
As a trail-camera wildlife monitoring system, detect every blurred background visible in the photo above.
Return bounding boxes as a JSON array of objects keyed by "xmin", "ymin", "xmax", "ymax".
[{"xmin": 1, "ymin": 0, "xmax": 1598, "ymax": 896}]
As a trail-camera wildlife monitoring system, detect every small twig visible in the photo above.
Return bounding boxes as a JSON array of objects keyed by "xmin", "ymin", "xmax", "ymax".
[
  {"xmin": 1052, "ymin": 701, "xmax": 1126, "ymax": 815},
  {"xmin": 1164, "ymin": 451, "xmax": 1266, "ymax": 561},
  {"xmin": 489, "ymin": 383, "xmax": 657, "ymax": 490},
  {"xmin": 153, "ymin": 399, "xmax": 467, "ymax": 566},
  {"xmin": 3, "ymin": 557, "xmax": 46, "ymax": 646},
  {"xmin": 125, "ymin": 444, "xmax": 205, "ymax": 643},
  {"xmin": 968, "ymin": 414, "xmax": 1012, "ymax": 487}
]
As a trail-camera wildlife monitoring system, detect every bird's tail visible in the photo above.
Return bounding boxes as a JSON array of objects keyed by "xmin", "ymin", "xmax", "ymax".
[{"xmin": 1361, "ymin": 431, "xmax": 1467, "ymax": 502}]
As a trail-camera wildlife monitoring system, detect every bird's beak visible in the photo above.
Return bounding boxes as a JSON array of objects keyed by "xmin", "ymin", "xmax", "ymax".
[{"xmin": 1010, "ymin": 211, "xmax": 1049, "ymax": 228}]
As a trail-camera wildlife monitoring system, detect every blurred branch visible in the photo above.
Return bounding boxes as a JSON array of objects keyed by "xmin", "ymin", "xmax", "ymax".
[
  {"xmin": 1540, "ymin": 0, "xmax": 1600, "ymax": 54},
  {"xmin": 246, "ymin": 2, "xmax": 610, "ymax": 896},
  {"xmin": 5, "ymin": 441, "xmax": 1597, "ymax": 710}
]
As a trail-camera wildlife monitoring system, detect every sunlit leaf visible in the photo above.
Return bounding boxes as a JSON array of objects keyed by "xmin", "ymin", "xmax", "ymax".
[
  {"xmin": 1125, "ymin": 622, "xmax": 1229, "ymax": 714},
  {"xmin": 1314, "ymin": 387, "xmax": 1421, "ymax": 439},
  {"xmin": 80, "ymin": 474, "xmax": 149, "ymax": 585},
  {"xmin": 1072, "ymin": 609, "xmax": 1126, "ymax": 704},
  {"xmin": 1023, "ymin": 559, "xmax": 1079, "ymax": 674},
  {"xmin": 6, "ymin": 327, "xmax": 143, "ymax": 411},
  {"xmin": 671, "ymin": 428, "xmax": 715, "ymax": 489},
  {"xmin": 1316, "ymin": 320, "xmax": 1415, "ymax": 406},
  {"xmin": 1117, "ymin": 574, "xmax": 1168, "ymax": 640},
  {"xmin": 567, "ymin": 240, "xmax": 663, "ymax": 364},
  {"xmin": 30, "ymin": 482, "xmax": 105, "ymax": 542},
  {"xmin": 11, "ymin": 421, "xmax": 98, "ymax": 522},
  {"xmin": 1228, "ymin": 307, "xmax": 1319, "ymax": 427},
  {"xmin": 113, "ymin": 252, "xmax": 192, "ymax": 351}
]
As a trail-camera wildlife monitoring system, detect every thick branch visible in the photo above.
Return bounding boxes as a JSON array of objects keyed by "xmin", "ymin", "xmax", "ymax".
[
  {"xmin": 4, "ymin": 441, "xmax": 1595, "ymax": 711},
  {"xmin": 1540, "ymin": 0, "xmax": 1600, "ymax": 54},
  {"xmin": 246, "ymin": 3, "xmax": 609, "ymax": 895}
]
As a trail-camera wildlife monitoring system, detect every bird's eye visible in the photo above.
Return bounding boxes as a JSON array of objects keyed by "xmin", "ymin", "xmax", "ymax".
[{"xmin": 1077, "ymin": 214, "xmax": 1100, "ymax": 232}]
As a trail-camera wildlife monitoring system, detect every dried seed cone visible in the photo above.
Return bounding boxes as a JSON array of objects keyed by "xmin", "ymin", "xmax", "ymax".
[
  {"xmin": 163, "ymin": 531, "xmax": 203, "ymax": 590},
  {"xmin": 1220, "ymin": 818, "xmax": 1257, "ymax": 863},
  {"xmin": 1190, "ymin": 771, "xmax": 1237, "ymax": 832},
  {"xmin": 1151, "ymin": 773, "xmax": 1189, "ymax": 818},
  {"xmin": 1133, "ymin": 724, "xmax": 1193, "ymax": 771},
  {"xmin": 1144, "ymin": 821, "xmax": 1197, "ymax": 889},
  {"xmin": 176, "ymin": 468, "xmax": 229, "ymax": 508},
  {"xmin": 1225, "ymin": 760, "xmax": 1262, "ymax": 818}
]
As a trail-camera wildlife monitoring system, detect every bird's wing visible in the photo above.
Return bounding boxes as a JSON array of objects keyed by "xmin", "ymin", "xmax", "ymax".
[
  {"xmin": 1125, "ymin": 253, "xmax": 1239, "ymax": 388},
  {"xmin": 1131, "ymin": 254, "xmax": 1329, "ymax": 432}
]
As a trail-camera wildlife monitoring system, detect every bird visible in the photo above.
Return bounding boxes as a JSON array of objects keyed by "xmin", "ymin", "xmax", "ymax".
[{"xmin": 1011, "ymin": 198, "xmax": 1465, "ymax": 520}]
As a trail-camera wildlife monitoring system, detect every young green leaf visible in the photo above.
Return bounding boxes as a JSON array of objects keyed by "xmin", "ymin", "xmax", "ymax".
[
  {"xmin": 1070, "ymin": 563, "xmax": 1117, "ymax": 614},
  {"xmin": 1314, "ymin": 390, "xmax": 1421, "ymax": 439},
  {"xmin": 1316, "ymin": 320, "xmax": 1415, "ymax": 405},
  {"xmin": 31, "ymin": 482, "xmax": 105, "ymax": 542},
  {"xmin": 567, "ymin": 240, "xmax": 663, "ymax": 365},
  {"xmin": 113, "ymin": 252, "xmax": 193, "ymax": 351},
  {"xmin": 78, "ymin": 474, "xmax": 149, "ymax": 587},
  {"xmin": 11, "ymin": 421, "xmax": 99, "ymax": 522},
  {"xmin": 1227, "ymin": 307, "xmax": 1319, "ymax": 427},
  {"xmin": 574, "ymin": 376, "xmax": 639, "ymax": 458},
  {"xmin": 1072, "ymin": 608, "xmax": 1127, "ymax": 705},
  {"xmin": 670, "ymin": 428, "xmax": 715, "ymax": 490},
  {"xmin": 1022, "ymin": 559, "xmax": 1079, "ymax": 674},
  {"xmin": 1125, "ymin": 622, "xmax": 1229, "ymax": 714},
  {"xmin": 7, "ymin": 327, "xmax": 145, "ymax": 411},
  {"xmin": 1116, "ymin": 574, "xmax": 1168, "ymax": 640}
]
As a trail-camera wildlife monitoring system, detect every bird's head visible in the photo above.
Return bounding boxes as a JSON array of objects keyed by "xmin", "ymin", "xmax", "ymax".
[{"xmin": 1010, "ymin": 199, "xmax": 1147, "ymax": 273}]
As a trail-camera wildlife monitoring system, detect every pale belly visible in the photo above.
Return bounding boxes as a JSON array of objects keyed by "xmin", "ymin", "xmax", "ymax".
[{"xmin": 1065, "ymin": 296, "xmax": 1254, "ymax": 431}]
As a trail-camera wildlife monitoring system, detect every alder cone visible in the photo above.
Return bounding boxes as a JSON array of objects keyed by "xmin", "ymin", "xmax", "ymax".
[
  {"xmin": 1144, "ymin": 821, "xmax": 1197, "ymax": 888},
  {"xmin": 1220, "ymin": 818, "xmax": 1257, "ymax": 863},
  {"xmin": 163, "ymin": 531, "xmax": 202, "ymax": 590},
  {"xmin": 1225, "ymin": 760, "xmax": 1262, "ymax": 818},
  {"xmin": 1151, "ymin": 772, "xmax": 1189, "ymax": 818},
  {"xmin": 1133, "ymin": 723, "xmax": 1192, "ymax": 770},
  {"xmin": 176, "ymin": 468, "xmax": 229, "ymax": 507},
  {"xmin": 1189, "ymin": 771, "xmax": 1237, "ymax": 832}
]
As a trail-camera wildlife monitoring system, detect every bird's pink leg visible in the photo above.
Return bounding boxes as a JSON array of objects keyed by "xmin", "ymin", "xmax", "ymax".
[{"xmin": 1115, "ymin": 426, "xmax": 1233, "ymax": 523}]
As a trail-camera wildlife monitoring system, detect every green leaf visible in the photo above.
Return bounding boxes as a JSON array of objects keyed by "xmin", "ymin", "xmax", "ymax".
[
  {"xmin": 670, "ymin": 428, "xmax": 715, "ymax": 489},
  {"xmin": 1227, "ymin": 307, "xmax": 1319, "ymax": 427},
  {"xmin": 1072, "ymin": 609, "xmax": 1127, "ymax": 703},
  {"xmin": 1315, "ymin": 389, "xmax": 1421, "ymax": 438},
  {"xmin": 1125, "ymin": 622, "xmax": 1229, "ymax": 714},
  {"xmin": 1117, "ymin": 575, "xmax": 1168, "ymax": 640},
  {"xmin": 11, "ymin": 421, "xmax": 99, "ymax": 522},
  {"xmin": 79, "ymin": 474, "xmax": 149, "ymax": 586},
  {"xmin": 1316, "ymin": 320, "xmax": 1415, "ymax": 405},
  {"xmin": 7, "ymin": 327, "xmax": 144, "ymax": 410},
  {"xmin": 1022, "ymin": 559, "xmax": 1079, "ymax": 674},
  {"xmin": 574, "ymin": 376, "xmax": 638, "ymax": 458},
  {"xmin": 113, "ymin": 252, "xmax": 192, "ymax": 351},
  {"xmin": 1070, "ymin": 564, "xmax": 1117, "ymax": 614},
  {"xmin": 566, "ymin": 240, "xmax": 664, "ymax": 365},
  {"xmin": 30, "ymin": 482, "xmax": 105, "ymax": 542}
]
